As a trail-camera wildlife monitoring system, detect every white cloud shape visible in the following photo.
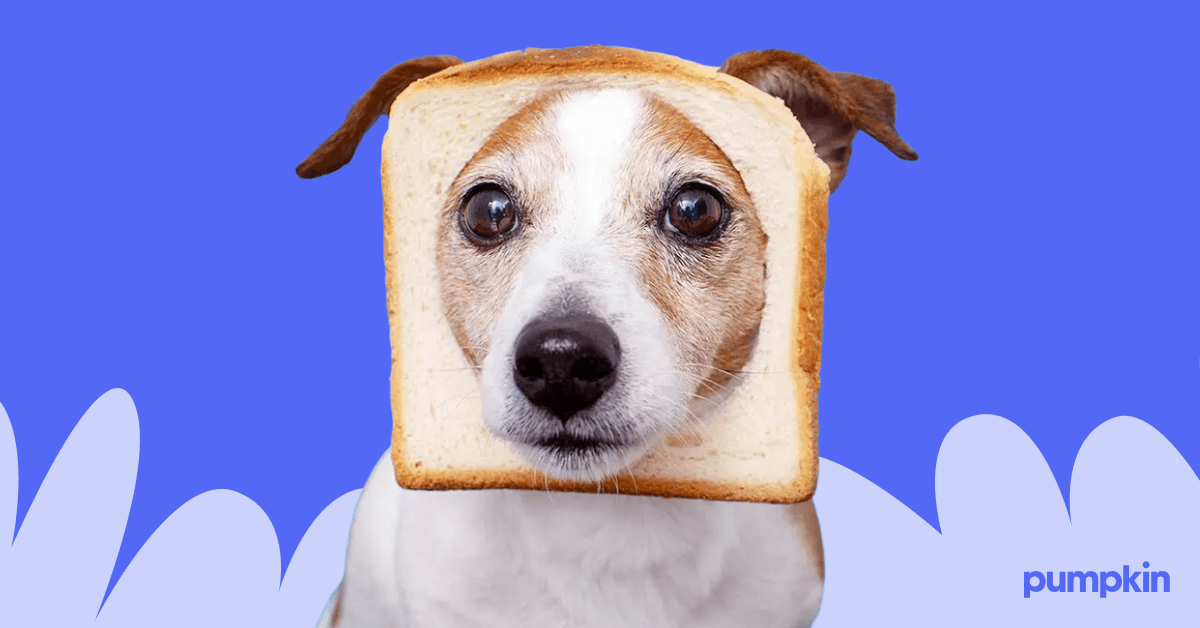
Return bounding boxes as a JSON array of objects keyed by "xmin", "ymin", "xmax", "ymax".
[
  {"xmin": 815, "ymin": 415, "xmax": 1200, "ymax": 626},
  {"xmin": 0, "ymin": 390, "xmax": 358, "ymax": 627},
  {"xmin": 1, "ymin": 391, "xmax": 1196, "ymax": 627}
]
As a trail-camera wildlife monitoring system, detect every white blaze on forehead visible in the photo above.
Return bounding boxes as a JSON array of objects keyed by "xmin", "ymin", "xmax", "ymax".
[
  {"xmin": 550, "ymin": 89, "xmax": 644, "ymax": 238},
  {"xmin": 478, "ymin": 86, "xmax": 692, "ymax": 472}
]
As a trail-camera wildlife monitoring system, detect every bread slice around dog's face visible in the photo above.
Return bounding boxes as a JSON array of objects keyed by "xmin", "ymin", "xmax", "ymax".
[
  {"xmin": 385, "ymin": 47, "xmax": 827, "ymax": 503},
  {"xmin": 297, "ymin": 45, "xmax": 917, "ymax": 503}
]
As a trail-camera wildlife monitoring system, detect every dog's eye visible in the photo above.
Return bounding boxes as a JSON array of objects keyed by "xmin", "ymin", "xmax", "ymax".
[
  {"xmin": 664, "ymin": 187, "xmax": 724, "ymax": 239},
  {"xmin": 462, "ymin": 187, "xmax": 518, "ymax": 242}
]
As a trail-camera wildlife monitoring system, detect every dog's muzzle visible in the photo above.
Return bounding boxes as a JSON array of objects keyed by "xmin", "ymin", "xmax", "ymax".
[{"xmin": 512, "ymin": 314, "xmax": 620, "ymax": 420}]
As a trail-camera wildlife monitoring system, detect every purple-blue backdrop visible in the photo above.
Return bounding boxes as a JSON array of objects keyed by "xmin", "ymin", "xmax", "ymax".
[{"xmin": 1, "ymin": 0, "xmax": 1196, "ymax": 606}]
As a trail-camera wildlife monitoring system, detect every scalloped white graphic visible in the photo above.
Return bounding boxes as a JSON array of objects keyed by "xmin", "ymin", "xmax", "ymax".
[
  {"xmin": 816, "ymin": 414, "xmax": 1198, "ymax": 625},
  {"xmin": 0, "ymin": 391, "xmax": 358, "ymax": 627},
  {"xmin": 0, "ymin": 390, "xmax": 1195, "ymax": 626}
]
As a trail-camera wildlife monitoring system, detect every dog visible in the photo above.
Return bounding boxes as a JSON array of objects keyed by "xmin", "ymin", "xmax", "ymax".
[{"xmin": 298, "ymin": 48, "xmax": 917, "ymax": 628}]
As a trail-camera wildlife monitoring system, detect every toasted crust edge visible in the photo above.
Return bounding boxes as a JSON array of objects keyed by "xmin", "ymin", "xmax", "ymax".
[{"xmin": 420, "ymin": 46, "xmax": 732, "ymax": 87}]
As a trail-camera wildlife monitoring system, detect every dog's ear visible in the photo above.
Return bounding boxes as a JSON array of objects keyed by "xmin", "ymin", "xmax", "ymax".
[
  {"xmin": 296, "ymin": 55, "xmax": 463, "ymax": 179},
  {"xmin": 719, "ymin": 50, "xmax": 917, "ymax": 192}
]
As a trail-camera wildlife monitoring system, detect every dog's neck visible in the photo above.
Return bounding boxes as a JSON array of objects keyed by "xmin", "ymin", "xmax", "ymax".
[
  {"xmin": 434, "ymin": 489, "xmax": 749, "ymax": 624},
  {"xmin": 385, "ymin": 484, "xmax": 820, "ymax": 627},
  {"xmin": 489, "ymin": 489, "xmax": 741, "ymax": 571}
]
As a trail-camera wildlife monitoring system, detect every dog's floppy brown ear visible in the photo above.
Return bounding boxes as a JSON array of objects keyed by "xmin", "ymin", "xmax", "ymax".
[
  {"xmin": 296, "ymin": 55, "xmax": 463, "ymax": 179},
  {"xmin": 719, "ymin": 50, "xmax": 917, "ymax": 192}
]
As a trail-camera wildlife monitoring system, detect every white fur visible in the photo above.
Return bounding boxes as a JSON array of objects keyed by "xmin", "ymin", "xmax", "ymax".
[
  {"xmin": 479, "ymin": 90, "xmax": 691, "ymax": 482},
  {"xmin": 322, "ymin": 90, "xmax": 824, "ymax": 627},
  {"xmin": 329, "ymin": 453, "xmax": 822, "ymax": 628}
]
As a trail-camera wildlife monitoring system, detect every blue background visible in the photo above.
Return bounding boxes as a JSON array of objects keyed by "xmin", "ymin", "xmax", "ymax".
[{"xmin": 1, "ymin": 0, "xmax": 1196, "ymax": 606}]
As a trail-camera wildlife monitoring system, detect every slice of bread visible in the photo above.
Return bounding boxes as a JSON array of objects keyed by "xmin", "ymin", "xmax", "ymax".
[{"xmin": 384, "ymin": 46, "xmax": 828, "ymax": 503}]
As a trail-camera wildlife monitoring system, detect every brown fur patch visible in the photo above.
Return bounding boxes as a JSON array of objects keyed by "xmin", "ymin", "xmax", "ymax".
[
  {"xmin": 435, "ymin": 91, "xmax": 567, "ymax": 366},
  {"xmin": 631, "ymin": 97, "xmax": 767, "ymax": 399}
]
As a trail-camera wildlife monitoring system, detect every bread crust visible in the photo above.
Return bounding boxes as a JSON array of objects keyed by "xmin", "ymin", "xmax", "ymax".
[
  {"xmin": 419, "ymin": 46, "xmax": 740, "ymax": 88},
  {"xmin": 385, "ymin": 46, "xmax": 825, "ymax": 503}
]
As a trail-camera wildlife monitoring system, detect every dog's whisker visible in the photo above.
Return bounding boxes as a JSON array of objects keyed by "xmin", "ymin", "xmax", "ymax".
[
  {"xmin": 624, "ymin": 465, "xmax": 639, "ymax": 494},
  {"xmin": 427, "ymin": 366, "xmax": 484, "ymax": 372},
  {"xmin": 433, "ymin": 385, "xmax": 481, "ymax": 417},
  {"xmin": 684, "ymin": 390, "xmax": 723, "ymax": 408},
  {"xmin": 431, "ymin": 389, "xmax": 474, "ymax": 412},
  {"xmin": 671, "ymin": 404, "xmax": 719, "ymax": 444},
  {"xmin": 672, "ymin": 362, "xmax": 787, "ymax": 377}
]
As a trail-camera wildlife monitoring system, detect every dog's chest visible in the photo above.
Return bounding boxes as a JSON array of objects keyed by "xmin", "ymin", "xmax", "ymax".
[{"xmin": 386, "ymin": 486, "xmax": 821, "ymax": 628}]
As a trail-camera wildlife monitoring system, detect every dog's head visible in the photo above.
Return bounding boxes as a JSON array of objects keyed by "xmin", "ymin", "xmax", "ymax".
[{"xmin": 298, "ymin": 49, "xmax": 916, "ymax": 483}]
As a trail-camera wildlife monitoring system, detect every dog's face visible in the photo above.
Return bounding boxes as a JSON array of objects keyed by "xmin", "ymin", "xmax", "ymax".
[
  {"xmin": 296, "ymin": 48, "xmax": 918, "ymax": 483},
  {"xmin": 436, "ymin": 89, "xmax": 767, "ymax": 481}
]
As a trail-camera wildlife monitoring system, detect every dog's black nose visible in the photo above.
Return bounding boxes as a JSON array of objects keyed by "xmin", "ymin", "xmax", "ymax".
[{"xmin": 512, "ymin": 315, "xmax": 620, "ymax": 421}]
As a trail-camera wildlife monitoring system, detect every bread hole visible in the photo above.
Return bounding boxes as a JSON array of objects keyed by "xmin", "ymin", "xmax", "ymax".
[{"xmin": 665, "ymin": 430, "xmax": 707, "ymax": 448}]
